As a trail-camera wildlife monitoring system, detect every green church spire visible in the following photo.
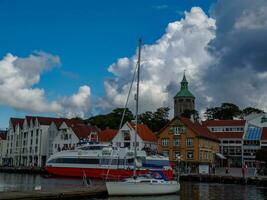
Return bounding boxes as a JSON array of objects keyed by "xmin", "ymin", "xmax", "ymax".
[{"xmin": 174, "ymin": 72, "xmax": 195, "ymax": 98}]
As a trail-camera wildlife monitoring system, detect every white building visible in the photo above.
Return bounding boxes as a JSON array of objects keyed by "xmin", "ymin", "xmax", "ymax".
[
  {"xmin": 98, "ymin": 122, "xmax": 157, "ymax": 151},
  {"xmin": 51, "ymin": 121, "xmax": 98, "ymax": 155},
  {"xmin": 203, "ymin": 120, "xmax": 245, "ymax": 167},
  {"xmin": 0, "ymin": 131, "xmax": 7, "ymax": 166},
  {"xmin": 5, "ymin": 116, "xmax": 98, "ymax": 167}
]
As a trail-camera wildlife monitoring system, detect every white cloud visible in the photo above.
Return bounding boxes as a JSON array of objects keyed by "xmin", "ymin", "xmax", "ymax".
[
  {"xmin": 0, "ymin": 52, "xmax": 91, "ymax": 117},
  {"xmin": 99, "ymin": 7, "xmax": 216, "ymax": 114}
]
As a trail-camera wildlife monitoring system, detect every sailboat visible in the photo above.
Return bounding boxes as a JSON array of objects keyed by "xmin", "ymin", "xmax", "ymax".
[{"xmin": 105, "ymin": 39, "xmax": 180, "ymax": 196}]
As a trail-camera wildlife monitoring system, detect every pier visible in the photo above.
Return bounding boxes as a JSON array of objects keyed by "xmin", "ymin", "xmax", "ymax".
[
  {"xmin": 180, "ymin": 174, "xmax": 267, "ymax": 185},
  {"xmin": 0, "ymin": 185, "xmax": 107, "ymax": 200}
]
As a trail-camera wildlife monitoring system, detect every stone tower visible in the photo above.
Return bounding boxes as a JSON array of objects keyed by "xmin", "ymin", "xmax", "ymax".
[{"xmin": 174, "ymin": 73, "xmax": 195, "ymax": 117}]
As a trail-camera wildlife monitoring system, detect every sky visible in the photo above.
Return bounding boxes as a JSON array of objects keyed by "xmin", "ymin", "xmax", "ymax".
[{"xmin": 0, "ymin": 0, "xmax": 267, "ymax": 128}]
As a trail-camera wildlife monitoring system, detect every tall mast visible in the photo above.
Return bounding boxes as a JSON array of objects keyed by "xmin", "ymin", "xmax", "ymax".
[{"xmin": 134, "ymin": 38, "xmax": 142, "ymax": 177}]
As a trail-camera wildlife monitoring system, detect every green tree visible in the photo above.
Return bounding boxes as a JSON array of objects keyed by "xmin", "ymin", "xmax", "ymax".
[
  {"xmin": 181, "ymin": 109, "xmax": 199, "ymax": 119},
  {"xmin": 85, "ymin": 108, "xmax": 134, "ymax": 130},
  {"xmin": 205, "ymin": 103, "xmax": 241, "ymax": 120},
  {"xmin": 241, "ymin": 107, "xmax": 264, "ymax": 117}
]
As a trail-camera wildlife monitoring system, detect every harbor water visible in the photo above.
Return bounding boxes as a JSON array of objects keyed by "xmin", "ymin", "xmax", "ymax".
[{"xmin": 0, "ymin": 173, "xmax": 267, "ymax": 200}]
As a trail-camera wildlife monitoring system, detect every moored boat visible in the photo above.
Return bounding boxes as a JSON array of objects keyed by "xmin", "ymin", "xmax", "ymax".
[{"xmin": 45, "ymin": 143, "xmax": 173, "ymax": 180}]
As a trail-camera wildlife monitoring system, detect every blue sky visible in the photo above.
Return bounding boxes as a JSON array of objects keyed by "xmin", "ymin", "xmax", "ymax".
[{"xmin": 0, "ymin": 0, "xmax": 217, "ymax": 128}]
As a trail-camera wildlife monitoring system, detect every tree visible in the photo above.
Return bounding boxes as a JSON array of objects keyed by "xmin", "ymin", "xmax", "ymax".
[
  {"xmin": 241, "ymin": 107, "xmax": 264, "ymax": 117},
  {"xmin": 181, "ymin": 109, "xmax": 199, "ymax": 119},
  {"xmin": 85, "ymin": 108, "xmax": 134, "ymax": 130},
  {"xmin": 204, "ymin": 103, "xmax": 241, "ymax": 120},
  {"xmin": 139, "ymin": 107, "xmax": 170, "ymax": 132}
]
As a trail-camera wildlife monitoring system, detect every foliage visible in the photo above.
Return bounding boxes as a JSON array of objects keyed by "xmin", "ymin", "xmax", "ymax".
[
  {"xmin": 86, "ymin": 107, "xmax": 170, "ymax": 132},
  {"xmin": 241, "ymin": 107, "xmax": 264, "ymax": 117},
  {"xmin": 181, "ymin": 109, "xmax": 199, "ymax": 119},
  {"xmin": 205, "ymin": 103, "xmax": 241, "ymax": 120},
  {"xmin": 85, "ymin": 108, "xmax": 134, "ymax": 130}
]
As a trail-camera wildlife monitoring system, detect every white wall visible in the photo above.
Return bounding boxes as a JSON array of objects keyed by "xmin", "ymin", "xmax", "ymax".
[{"xmin": 52, "ymin": 122, "xmax": 79, "ymax": 155}]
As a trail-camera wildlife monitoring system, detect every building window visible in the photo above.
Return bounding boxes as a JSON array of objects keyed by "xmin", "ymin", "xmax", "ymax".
[
  {"xmin": 174, "ymin": 151, "xmax": 180, "ymax": 159},
  {"xmin": 35, "ymin": 146, "xmax": 38, "ymax": 153},
  {"xmin": 173, "ymin": 139, "xmax": 180, "ymax": 146},
  {"xmin": 162, "ymin": 151, "xmax": 169, "ymax": 157},
  {"xmin": 186, "ymin": 138, "xmax": 193, "ymax": 147},
  {"xmin": 186, "ymin": 151, "xmax": 194, "ymax": 159},
  {"xmin": 174, "ymin": 127, "xmax": 180, "ymax": 135},
  {"xmin": 162, "ymin": 138, "xmax": 169, "ymax": 146}
]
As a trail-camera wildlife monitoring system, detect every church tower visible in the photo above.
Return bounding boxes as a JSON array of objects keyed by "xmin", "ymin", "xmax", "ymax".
[{"xmin": 174, "ymin": 73, "xmax": 195, "ymax": 117}]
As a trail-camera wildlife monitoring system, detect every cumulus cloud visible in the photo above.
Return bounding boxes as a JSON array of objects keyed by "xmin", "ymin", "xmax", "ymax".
[
  {"xmin": 99, "ymin": 7, "xmax": 216, "ymax": 114},
  {"xmin": 204, "ymin": 0, "xmax": 267, "ymax": 110},
  {"xmin": 0, "ymin": 52, "xmax": 91, "ymax": 117},
  {"xmin": 100, "ymin": 0, "xmax": 267, "ymax": 117}
]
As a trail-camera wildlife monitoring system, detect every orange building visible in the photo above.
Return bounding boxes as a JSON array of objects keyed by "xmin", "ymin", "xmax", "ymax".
[{"xmin": 158, "ymin": 117, "xmax": 220, "ymax": 171}]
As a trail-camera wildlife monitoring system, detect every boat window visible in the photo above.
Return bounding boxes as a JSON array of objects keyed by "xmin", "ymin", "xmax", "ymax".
[
  {"xmin": 140, "ymin": 180, "xmax": 151, "ymax": 183},
  {"xmin": 100, "ymin": 159, "xmax": 118, "ymax": 165},
  {"xmin": 80, "ymin": 146, "xmax": 103, "ymax": 150},
  {"xmin": 47, "ymin": 158, "xmax": 99, "ymax": 164}
]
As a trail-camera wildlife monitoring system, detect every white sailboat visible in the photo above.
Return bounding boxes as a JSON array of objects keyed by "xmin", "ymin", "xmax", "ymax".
[{"xmin": 106, "ymin": 39, "xmax": 180, "ymax": 196}]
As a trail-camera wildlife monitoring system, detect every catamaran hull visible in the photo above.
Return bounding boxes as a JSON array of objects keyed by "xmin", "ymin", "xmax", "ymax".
[
  {"xmin": 106, "ymin": 181, "xmax": 180, "ymax": 196},
  {"xmin": 45, "ymin": 166, "xmax": 173, "ymax": 180}
]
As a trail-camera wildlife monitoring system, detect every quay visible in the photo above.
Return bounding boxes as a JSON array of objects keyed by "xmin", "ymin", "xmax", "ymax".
[
  {"xmin": 0, "ymin": 167, "xmax": 46, "ymax": 175},
  {"xmin": 180, "ymin": 174, "xmax": 267, "ymax": 185},
  {"xmin": 0, "ymin": 185, "xmax": 107, "ymax": 200}
]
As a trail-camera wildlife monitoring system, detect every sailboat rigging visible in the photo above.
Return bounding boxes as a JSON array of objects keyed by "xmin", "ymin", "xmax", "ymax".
[{"xmin": 105, "ymin": 39, "xmax": 180, "ymax": 196}]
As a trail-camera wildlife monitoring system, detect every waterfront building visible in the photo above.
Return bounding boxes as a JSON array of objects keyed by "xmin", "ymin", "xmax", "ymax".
[
  {"xmin": 203, "ymin": 120, "xmax": 245, "ymax": 167},
  {"xmin": 51, "ymin": 121, "xmax": 99, "ymax": 155},
  {"xmin": 157, "ymin": 117, "xmax": 220, "ymax": 171},
  {"xmin": 174, "ymin": 73, "xmax": 195, "ymax": 118},
  {"xmin": 242, "ymin": 113, "xmax": 267, "ymax": 167},
  {"xmin": 0, "ymin": 130, "xmax": 7, "ymax": 166},
  {"xmin": 5, "ymin": 116, "xmax": 98, "ymax": 167},
  {"xmin": 98, "ymin": 122, "xmax": 157, "ymax": 151}
]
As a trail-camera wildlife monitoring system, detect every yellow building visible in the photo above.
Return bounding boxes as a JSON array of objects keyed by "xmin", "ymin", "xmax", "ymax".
[{"xmin": 158, "ymin": 117, "xmax": 220, "ymax": 171}]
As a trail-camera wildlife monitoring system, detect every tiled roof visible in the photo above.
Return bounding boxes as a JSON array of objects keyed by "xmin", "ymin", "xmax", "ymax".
[
  {"xmin": 10, "ymin": 118, "xmax": 24, "ymax": 129},
  {"xmin": 212, "ymin": 132, "xmax": 244, "ymax": 139},
  {"xmin": 71, "ymin": 124, "xmax": 98, "ymax": 139},
  {"xmin": 0, "ymin": 131, "xmax": 7, "ymax": 140},
  {"xmin": 98, "ymin": 129, "xmax": 118, "ymax": 142},
  {"xmin": 202, "ymin": 120, "xmax": 246, "ymax": 127},
  {"xmin": 261, "ymin": 127, "xmax": 267, "ymax": 140},
  {"xmin": 180, "ymin": 117, "xmax": 219, "ymax": 142},
  {"xmin": 129, "ymin": 122, "xmax": 157, "ymax": 142}
]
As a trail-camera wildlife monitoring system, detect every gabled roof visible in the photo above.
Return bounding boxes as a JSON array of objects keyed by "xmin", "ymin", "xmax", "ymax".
[
  {"xmin": 180, "ymin": 117, "xmax": 219, "ymax": 142},
  {"xmin": 71, "ymin": 124, "xmax": 98, "ymax": 139},
  {"xmin": 212, "ymin": 132, "xmax": 244, "ymax": 139},
  {"xmin": 98, "ymin": 128, "xmax": 118, "ymax": 142},
  {"xmin": 128, "ymin": 122, "xmax": 157, "ymax": 142},
  {"xmin": 10, "ymin": 118, "xmax": 24, "ymax": 129},
  {"xmin": 202, "ymin": 120, "xmax": 246, "ymax": 127},
  {"xmin": 0, "ymin": 131, "xmax": 7, "ymax": 140},
  {"xmin": 159, "ymin": 117, "xmax": 218, "ymax": 142}
]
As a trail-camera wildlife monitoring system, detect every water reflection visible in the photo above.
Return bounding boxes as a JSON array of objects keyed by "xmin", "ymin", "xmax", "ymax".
[{"xmin": 0, "ymin": 173, "xmax": 267, "ymax": 200}]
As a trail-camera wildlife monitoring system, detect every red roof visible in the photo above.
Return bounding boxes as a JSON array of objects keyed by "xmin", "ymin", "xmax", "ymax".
[
  {"xmin": 180, "ymin": 117, "xmax": 219, "ymax": 141},
  {"xmin": 128, "ymin": 122, "xmax": 157, "ymax": 142},
  {"xmin": 202, "ymin": 120, "xmax": 245, "ymax": 127},
  {"xmin": 10, "ymin": 118, "xmax": 24, "ymax": 129},
  {"xmin": 25, "ymin": 116, "xmax": 84, "ymax": 126},
  {"xmin": 0, "ymin": 131, "xmax": 7, "ymax": 140},
  {"xmin": 71, "ymin": 124, "xmax": 98, "ymax": 139},
  {"xmin": 261, "ymin": 127, "xmax": 267, "ymax": 140},
  {"xmin": 212, "ymin": 132, "xmax": 244, "ymax": 139},
  {"xmin": 98, "ymin": 129, "xmax": 118, "ymax": 142}
]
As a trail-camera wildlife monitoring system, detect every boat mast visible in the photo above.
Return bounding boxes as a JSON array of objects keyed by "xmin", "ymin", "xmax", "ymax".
[{"xmin": 134, "ymin": 38, "xmax": 142, "ymax": 178}]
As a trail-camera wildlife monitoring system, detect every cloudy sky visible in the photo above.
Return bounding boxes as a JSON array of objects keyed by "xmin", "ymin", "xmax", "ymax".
[{"xmin": 0, "ymin": 0, "xmax": 266, "ymax": 128}]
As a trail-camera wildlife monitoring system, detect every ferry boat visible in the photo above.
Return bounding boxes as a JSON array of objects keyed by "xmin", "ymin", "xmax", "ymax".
[{"xmin": 45, "ymin": 143, "xmax": 174, "ymax": 180}]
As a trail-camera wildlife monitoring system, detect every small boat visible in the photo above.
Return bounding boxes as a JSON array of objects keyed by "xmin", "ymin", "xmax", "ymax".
[
  {"xmin": 106, "ymin": 177, "xmax": 179, "ymax": 196},
  {"xmin": 106, "ymin": 39, "xmax": 180, "ymax": 196}
]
